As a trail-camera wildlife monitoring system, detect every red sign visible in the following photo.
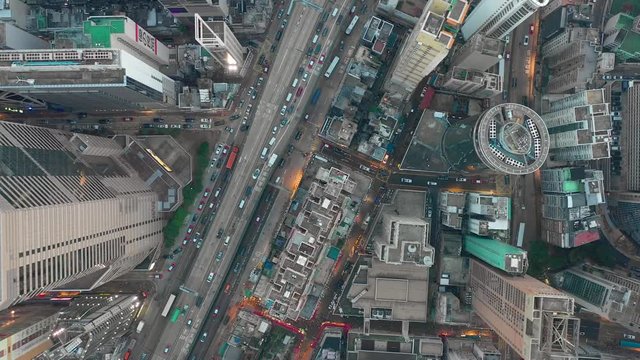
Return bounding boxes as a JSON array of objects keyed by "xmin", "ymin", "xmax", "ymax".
[{"xmin": 135, "ymin": 24, "xmax": 158, "ymax": 55}]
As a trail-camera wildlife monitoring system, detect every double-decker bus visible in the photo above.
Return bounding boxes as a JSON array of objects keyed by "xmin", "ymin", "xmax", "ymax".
[
  {"xmin": 345, "ymin": 15, "xmax": 359, "ymax": 35},
  {"xmin": 169, "ymin": 308, "xmax": 181, "ymax": 323},
  {"xmin": 161, "ymin": 293, "xmax": 176, "ymax": 317}
]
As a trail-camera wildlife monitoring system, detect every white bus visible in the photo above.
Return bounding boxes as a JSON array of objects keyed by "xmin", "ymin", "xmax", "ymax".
[
  {"xmin": 161, "ymin": 294, "xmax": 177, "ymax": 317},
  {"xmin": 324, "ymin": 56, "xmax": 340, "ymax": 78},
  {"xmin": 346, "ymin": 15, "xmax": 359, "ymax": 35}
]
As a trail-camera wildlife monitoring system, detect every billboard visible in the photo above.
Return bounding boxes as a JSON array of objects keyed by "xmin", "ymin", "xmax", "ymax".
[{"xmin": 122, "ymin": 17, "xmax": 170, "ymax": 64}]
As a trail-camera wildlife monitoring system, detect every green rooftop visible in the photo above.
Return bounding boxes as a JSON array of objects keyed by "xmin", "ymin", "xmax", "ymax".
[
  {"xmin": 618, "ymin": 29, "xmax": 640, "ymax": 61},
  {"xmin": 327, "ymin": 246, "xmax": 340, "ymax": 260},
  {"xmin": 562, "ymin": 180, "xmax": 582, "ymax": 193},
  {"xmin": 83, "ymin": 17, "xmax": 126, "ymax": 48}
]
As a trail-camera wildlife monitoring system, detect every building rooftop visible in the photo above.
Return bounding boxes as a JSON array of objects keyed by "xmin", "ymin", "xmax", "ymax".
[{"xmin": 475, "ymin": 103, "xmax": 550, "ymax": 175}]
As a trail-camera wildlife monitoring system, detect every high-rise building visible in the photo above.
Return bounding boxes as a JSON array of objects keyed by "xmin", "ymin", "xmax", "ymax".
[
  {"xmin": 0, "ymin": 123, "xmax": 184, "ymax": 310},
  {"xmin": 621, "ymin": 84, "xmax": 640, "ymax": 191},
  {"xmin": 465, "ymin": 193, "xmax": 510, "ymax": 236},
  {"xmin": 451, "ymin": 33, "xmax": 505, "ymax": 72},
  {"xmin": 543, "ymin": 28, "xmax": 601, "ymax": 94},
  {"xmin": 385, "ymin": 0, "xmax": 469, "ymax": 97},
  {"xmin": 541, "ymin": 89, "xmax": 612, "ymax": 161},
  {"xmin": 194, "ymin": 14, "xmax": 246, "ymax": 76},
  {"xmin": 603, "ymin": 13, "xmax": 640, "ymax": 62},
  {"xmin": 158, "ymin": 0, "xmax": 229, "ymax": 20},
  {"xmin": 469, "ymin": 259, "xmax": 580, "ymax": 360},
  {"xmin": 442, "ymin": 103, "xmax": 550, "ymax": 175},
  {"xmin": 37, "ymin": 294, "xmax": 141, "ymax": 359},
  {"xmin": 609, "ymin": 191, "xmax": 640, "ymax": 246},
  {"xmin": 439, "ymin": 66, "xmax": 502, "ymax": 98},
  {"xmin": 554, "ymin": 264, "xmax": 640, "ymax": 332},
  {"xmin": 461, "ymin": 0, "xmax": 549, "ymax": 40},
  {"xmin": 0, "ymin": 48, "xmax": 177, "ymax": 111},
  {"xmin": 540, "ymin": 167, "xmax": 605, "ymax": 248}
]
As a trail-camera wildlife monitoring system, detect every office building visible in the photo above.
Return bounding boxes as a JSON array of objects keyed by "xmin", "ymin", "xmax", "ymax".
[
  {"xmin": 0, "ymin": 123, "xmax": 190, "ymax": 310},
  {"xmin": 194, "ymin": 14, "xmax": 246, "ymax": 76},
  {"xmin": 461, "ymin": 0, "xmax": 549, "ymax": 40},
  {"xmin": 463, "ymin": 235, "xmax": 527, "ymax": 275},
  {"xmin": 385, "ymin": 0, "xmax": 469, "ymax": 97},
  {"xmin": 541, "ymin": 167, "xmax": 605, "ymax": 248},
  {"xmin": 0, "ymin": 48, "xmax": 177, "ymax": 111},
  {"xmin": 469, "ymin": 259, "xmax": 580, "ymax": 360},
  {"xmin": 554, "ymin": 264, "xmax": 640, "ymax": 332},
  {"xmin": 371, "ymin": 190, "xmax": 434, "ymax": 267},
  {"xmin": 541, "ymin": 27, "xmax": 600, "ymax": 58},
  {"xmin": 541, "ymin": 89, "xmax": 612, "ymax": 161},
  {"xmin": 439, "ymin": 191, "xmax": 465, "ymax": 230},
  {"xmin": 0, "ymin": 304, "xmax": 61, "ymax": 359},
  {"xmin": 440, "ymin": 66, "xmax": 502, "ymax": 98},
  {"xmin": 158, "ymin": 0, "xmax": 229, "ymax": 20},
  {"xmin": 603, "ymin": 13, "xmax": 640, "ymax": 62},
  {"xmin": 609, "ymin": 191, "xmax": 640, "ymax": 246},
  {"xmin": 442, "ymin": 103, "xmax": 550, "ymax": 175},
  {"xmin": 621, "ymin": 84, "xmax": 640, "ymax": 191},
  {"xmin": 451, "ymin": 33, "xmax": 505, "ymax": 72},
  {"xmin": 37, "ymin": 294, "xmax": 141, "ymax": 359}
]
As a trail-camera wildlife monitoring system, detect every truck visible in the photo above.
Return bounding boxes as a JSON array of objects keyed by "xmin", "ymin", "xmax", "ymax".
[
  {"xmin": 136, "ymin": 321, "xmax": 145, "ymax": 333},
  {"xmin": 268, "ymin": 154, "xmax": 278, "ymax": 167},
  {"xmin": 245, "ymin": 186, "xmax": 253, "ymax": 197},
  {"xmin": 225, "ymin": 146, "xmax": 239, "ymax": 169},
  {"xmin": 214, "ymin": 120, "xmax": 225, "ymax": 126},
  {"xmin": 311, "ymin": 88, "xmax": 322, "ymax": 105}
]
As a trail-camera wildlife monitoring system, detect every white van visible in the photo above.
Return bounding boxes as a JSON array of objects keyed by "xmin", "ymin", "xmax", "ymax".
[
  {"xmin": 269, "ymin": 137, "xmax": 276, "ymax": 146},
  {"xmin": 286, "ymin": 93, "xmax": 293, "ymax": 102},
  {"xmin": 331, "ymin": 7, "xmax": 338, "ymax": 16},
  {"xmin": 291, "ymin": 78, "xmax": 299, "ymax": 87},
  {"xmin": 239, "ymin": 199, "xmax": 245, "ymax": 208},
  {"xmin": 275, "ymin": 176, "xmax": 281, "ymax": 184},
  {"xmin": 224, "ymin": 236, "xmax": 230, "ymax": 245},
  {"xmin": 312, "ymin": 34, "xmax": 319, "ymax": 44},
  {"xmin": 261, "ymin": 147, "xmax": 268, "ymax": 159}
]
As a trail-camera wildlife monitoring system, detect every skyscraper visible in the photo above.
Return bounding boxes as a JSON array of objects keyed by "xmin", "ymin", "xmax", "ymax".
[
  {"xmin": 0, "ymin": 123, "xmax": 170, "ymax": 310},
  {"xmin": 194, "ymin": 14, "xmax": 247, "ymax": 76},
  {"xmin": 469, "ymin": 259, "xmax": 579, "ymax": 360},
  {"xmin": 385, "ymin": 0, "xmax": 469, "ymax": 97},
  {"xmin": 159, "ymin": 0, "xmax": 229, "ymax": 20},
  {"xmin": 451, "ymin": 33, "xmax": 505, "ymax": 72},
  {"xmin": 442, "ymin": 103, "xmax": 549, "ymax": 175},
  {"xmin": 540, "ymin": 89, "xmax": 612, "ymax": 161},
  {"xmin": 461, "ymin": 0, "xmax": 549, "ymax": 40}
]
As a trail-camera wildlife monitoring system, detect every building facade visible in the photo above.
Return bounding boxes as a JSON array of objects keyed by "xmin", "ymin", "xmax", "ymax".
[
  {"xmin": 469, "ymin": 259, "xmax": 579, "ymax": 360},
  {"xmin": 0, "ymin": 304, "xmax": 60, "ymax": 359},
  {"xmin": 158, "ymin": 0, "xmax": 229, "ymax": 20},
  {"xmin": 621, "ymin": 84, "xmax": 640, "ymax": 191},
  {"xmin": 385, "ymin": 0, "xmax": 468, "ymax": 97},
  {"xmin": 451, "ymin": 33, "xmax": 505, "ymax": 72},
  {"xmin": 0, "ymin": 123, "xmax": 165, "ymax": 310},
  {"xmin": 442, "ymin": 103, "xmax": 549, "ymax": 175},
  {"xmin": 461, "ymin": 0, "xmax": 549, "ymax": 40},
  {"xmin": 194, "ymin": 14, "xmax": 246, "ymax": 76},
  {"xmin": 541, "ymin": 89, "xmax": 612, "ymax": 161},
  {"xmin": 541, "ymin": 167, "xmax": 605, "ymax": 248}
]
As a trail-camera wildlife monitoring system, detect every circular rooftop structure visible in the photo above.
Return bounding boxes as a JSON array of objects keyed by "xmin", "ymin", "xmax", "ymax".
[{"xmin": 473, "ymin": 103, "xmax": 549, "ymax": 175}]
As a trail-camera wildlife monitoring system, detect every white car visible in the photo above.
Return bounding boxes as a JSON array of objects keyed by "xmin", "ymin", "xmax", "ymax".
[
  {"xmin": 523, "ymin": 35, "xmax": 529, "ymax": 46},
  {"xmin": 272, "ymin": 126, "xmax": 278, "ymax": 134},
  {"xmin": 400, "ymin": 178, "xmax": 413, "ymax": 184},
  {"xmin": 200, "ymin": 124, "xmax": 211, "ymax": 129},
  {"xmin": 252, "ymin": 168, "xmax": 261, "ymax": 180},
  {"xmin": 280, "ymin": 105, "xmax": 287, "ymax": 115},
  {"xmin": 215, "ymin": 145, "xmax": 223, "ymax": 155},
  {"xmin": 302, "ymin": 72, "xmax": 309, "ymax": 81},
  {"xmin": 207, "ymin": 272, "xmax": 215, "ymax": 283}
]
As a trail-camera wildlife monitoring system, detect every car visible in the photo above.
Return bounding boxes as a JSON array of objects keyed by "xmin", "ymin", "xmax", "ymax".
[
  {"xmin": 302, "ymin": 72, "xmax": 309, "ymax": 81},
  {"xmin": 308, "ymin": 60, "xmax": 315, "ymax": 69},
  {"xmin": 280, "ymin": 105, "xmax": 287, "ymax": 115},
  {"xmin": 207, "ymin": 272, "xmax": 215, "ymax": 283},
  {"xmin": 295, "ymin": 130, "xmax": 303, "ymax": 140},
  {"xmin": 198, "ymin": 201, "xmax": 205, "ymax": 210},
  {"xmin": 523, "ymin": 35, "xmax": 529, "ymax": 46},
  {"xmin": 215, "ymin": 145, "xmax": 223, "ymax": 155},
  {"xmin": 182, "ymin": 238, "xmax": 189, "ymax": 245},
  {"xmin": 456, "ymin": 177, "xmax": 467, "ymax": 182},
  {"xmin": 427, "ymin": 181, "xmax": 438, "ymax": 186},
  {"xmin": 185, "ymin": 118, "xmax": 195, "ymax": 123},
  {"xmin": 164, "ymin": 346, "xmax": 170, "ymax": 353},
  {"xmin": 264, "ymin": 65, "xmax": 269, "ymax": 73},
  {"xmin": 153, "ymin": 118, "xmax": 164, "ymax": 123},
  {"xmin": 296, "ymin": 87, "xmax": 304, "ymax": 97},
  {"xmin": 224, "ymin": 126, "xmax": 234, "ymax": 133},
  {"xmin": 224, "ymin": 283, "xmax": 232, "ymax": 294},
  {"xmin": 252, "ymin": 168, "xmax": 260, "ymax": 180},
  {"xmin": 400, "ymin": 178, "xmax": 413, "ymax": 184},
  {"xmin": 214, "ymin": 188, "xmax": 221, "ymax": 197},
  {"xmin": 167, "ymin": 263, "xmax": 176, "ymax": 272},
  {"xmin": 272, "ymin": 126, "xmax": 278, "ymax": 134},
  {"xmin": 203, "ymin": 188, "xmax": 210, "ymax": 197},
  {"xmin": 251, "ymin": 91, "xmax": 257, "ymax": 100},
  {"xmin": 182, "ymin": 124, "xmax": 193, "ymax": 129},
  {"xmin": 186, "ymin": 319, "xmax": 193, "ymax": 326},
  {"xmin": 154, "ymin": 273, "xmax": 163, "ymax": 279},
  {"xmin": 529, "ymin": 24, "xmax": 535, "ymax": 34},
  {"xmin": 216, "ymin": 251, "xmax": 224, "ymax": 262},
  {"xmin": 280, "ymin": 118, "xmax": 289, "ymax": 127},
  {"xmin": 170, "ymin": 124, "xmax": 181, "ymax": 128},
  {"xmin": 217, "ymin": 228, "xmax": 224, "ymax": 238},
  {"xmin": 242, "ymin": 116, "xmax": 249, "ymax": 125},
  {"xmin": 187, "ymin": 225, "xmax": 194, "ymax": 234},
  {"xmin": 200, "ymin": 124, "xmax": 211, "ymax": 129},
  {"xmin": 200, "ymin": 332, "xmax": 208, "ymax": 342},
  {"xmin": 624, "ymin": 334, "xmax": 636, "ymax": 340},
  {"xmin": 209, "ymin": 202, "xmax": 214, "ymax": 209},
  {"xmin": 212, "ymin": 307, "xmax": 220, "ymax": 318},
  {"xmin": 222, "ymin": 145, "xmax": 229, "ymax": 155},
  {"xmin": 319, "ymin": 54, "xmax": 326, "ymax": 64},
  {"xmin": 196, "ymin": 239, "xmax": 203, "ymax": 249},
  {"xmin": 256, "ymin": 216, "xmax": 261, "ymax": 222},
  {"xmin": 474, "ymin": 179, "xmax": 481, "ymax": 184},
  {"xmin": 505, "ymin": 52, "xmax": 510, "ymax": 59},
  {"xmin": 428, "ymin": 209, "xmax": 433, "ymax": 218}
]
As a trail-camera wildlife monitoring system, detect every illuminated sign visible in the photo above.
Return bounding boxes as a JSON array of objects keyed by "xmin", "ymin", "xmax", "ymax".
[{"xmin": 135, "ymin": 24, "xmax": 158, "ymax": 55}]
